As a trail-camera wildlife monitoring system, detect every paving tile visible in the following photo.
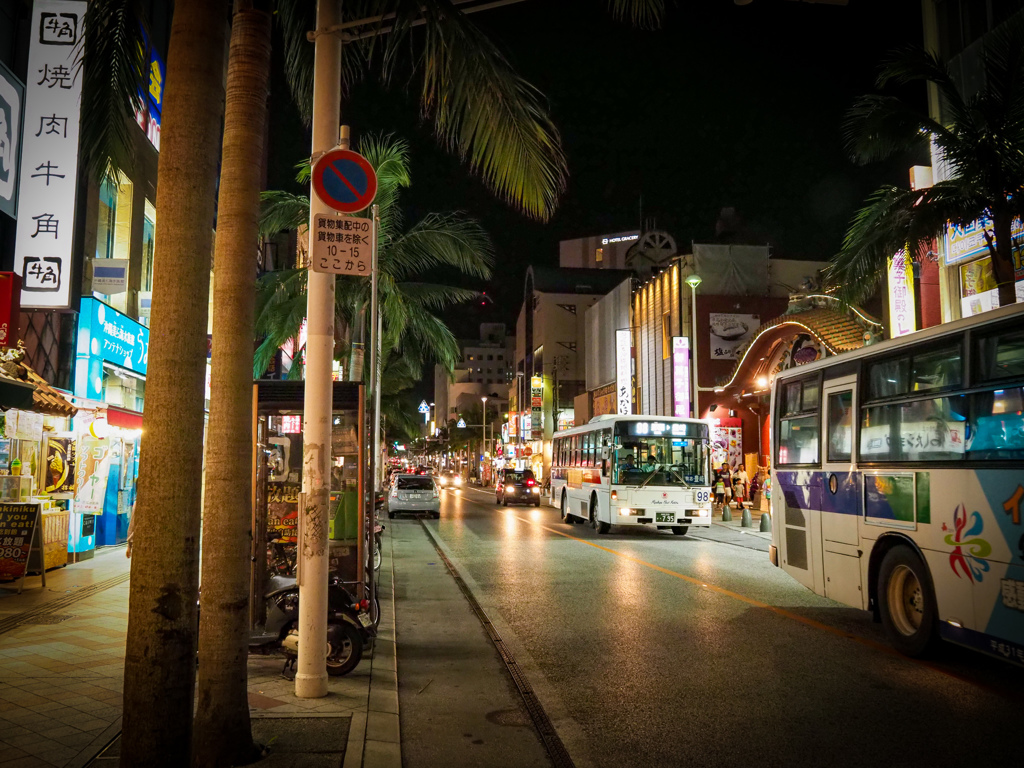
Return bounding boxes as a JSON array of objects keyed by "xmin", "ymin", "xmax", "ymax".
[
  {"xmin": 0, "ymin": 755, "xmax": 54, "ymax": 767},
  {"xmin": 364, "ymin": 712, "xmax": 399, "ymax": 745},
  {"xmin": 2, "ymin": 732, "xmax": 47, "ymax": 749},
  {"xmin": 363, "ymin": 738, "xmax": 401, "ymax": 768}
]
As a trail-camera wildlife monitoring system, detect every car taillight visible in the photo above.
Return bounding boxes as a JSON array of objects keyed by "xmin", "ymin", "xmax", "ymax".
[
  {"xmin": 360, "ymin": 599, "xmax": 369, "ymax": 611},
  {"xmin": 526, "ymin": 479, "xmax": 535, "ymax": 486}
]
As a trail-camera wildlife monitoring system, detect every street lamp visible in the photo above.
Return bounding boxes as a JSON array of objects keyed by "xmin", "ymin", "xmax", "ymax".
[
  {"xmin": 481, "ymin": 396, "xmax": 488, "ymax": 484},
  {"xmin": 685, "ymin": 273, "xmax": 702, "ymax": 419}
]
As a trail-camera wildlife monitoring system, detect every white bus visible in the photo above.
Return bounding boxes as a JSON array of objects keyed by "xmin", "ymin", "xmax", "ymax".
[
  {"xmin": 770, "ymin": 302, "xmax": 1024, "ymax": 665},
  {"xmin": 550, "ymin": 415, "xmax": 713, "ymax": 535}
]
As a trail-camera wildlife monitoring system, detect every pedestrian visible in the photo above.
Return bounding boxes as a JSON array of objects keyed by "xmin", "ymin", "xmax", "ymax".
[
  {"xmin": 734, "ymin": 466, "xmax": 749, "ymax": 505},
  {"xmin": 714, "ymin": 473, "xmax": 726, "ymax": 507},
  {"xmin": 720, "ymin": 464, "xmax": 732, "ymax": 508}
]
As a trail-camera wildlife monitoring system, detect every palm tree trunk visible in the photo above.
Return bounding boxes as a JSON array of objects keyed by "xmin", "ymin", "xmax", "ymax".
[
  {"xmin": 120, "ymin": 3, "xmax": 226, "ymax": 766},
  {"xmin": 992, "ymin": 212, "xmax": 1018, "ymax": 307},
  {"xmin": 193, "ymin": 5, "xmax": 271, "ymax": 767}
]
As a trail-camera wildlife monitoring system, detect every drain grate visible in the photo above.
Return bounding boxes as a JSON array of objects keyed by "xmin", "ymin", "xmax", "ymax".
[{"xmin": 22, "ymin": 614, "xmax": 75, "ymax": 624}]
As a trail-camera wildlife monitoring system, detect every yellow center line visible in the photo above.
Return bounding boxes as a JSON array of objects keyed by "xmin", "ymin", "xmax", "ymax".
[{"xmin": 514, "ymin": 514, "xmax": 1020, "ymax": 699}]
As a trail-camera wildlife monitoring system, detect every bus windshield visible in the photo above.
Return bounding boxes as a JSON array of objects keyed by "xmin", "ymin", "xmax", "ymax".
[{"xmin": 612, "ymin": 426, "xmax": 710, "ymax": 487}]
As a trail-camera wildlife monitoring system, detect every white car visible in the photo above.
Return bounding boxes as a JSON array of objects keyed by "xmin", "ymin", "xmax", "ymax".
[{"xmin": 387, "ymin": 474, "xmax": 441, "ymax": 519}]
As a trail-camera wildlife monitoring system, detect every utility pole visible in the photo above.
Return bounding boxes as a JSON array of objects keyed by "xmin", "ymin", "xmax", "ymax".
[{"xmin": 297, "ymin": 0, "xmax": 340, "ymax": 700}]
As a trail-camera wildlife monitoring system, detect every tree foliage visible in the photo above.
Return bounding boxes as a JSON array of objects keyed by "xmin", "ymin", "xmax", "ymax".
[{"xmin": 826, "ymin": 17, "xmax": 1024, "ymax": 306}]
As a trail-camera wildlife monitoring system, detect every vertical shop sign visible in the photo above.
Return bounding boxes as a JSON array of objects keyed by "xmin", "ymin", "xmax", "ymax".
[
  {"xmin": 13, "ymin": 1, "xmax": 87, "ymax": 308},
  {"xmin": 74, "ymin": 435, "xmax": 111, "ymax": 513},
  {"xmin": 0, "ymin": 60, "xmax": 25, "ymax": 219},
  {"xmin": 45, "ymin": 436, "xmax": 74, "ymax": 493},
  {"xmin": 530, "ymin": 375, "xmax": 543, "ymax": 440},
  {"xmin": 615, "ymin": 328, "xmax": 632, "ymax": 415},
  {"xmin": 887, "ymin": 250, "xmax": 916, "ymax": 338},
  {"xmin": 672, "ymin": 336, "xmax": 690, "ymax": 418},
  {"xmin": 134, "ymin": 33, "xmax": 164, "ymax": 151}
]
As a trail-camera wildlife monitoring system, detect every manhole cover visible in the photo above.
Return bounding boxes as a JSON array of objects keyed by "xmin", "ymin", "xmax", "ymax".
[{"xmin": 23, "ymin": 614, "xmax": 75, "ymax": 625}]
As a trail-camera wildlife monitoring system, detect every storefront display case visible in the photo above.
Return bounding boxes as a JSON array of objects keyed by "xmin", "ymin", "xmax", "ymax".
[{"xmin": 251, "ymin": 380, "xmax": 364, "ymax": 628}]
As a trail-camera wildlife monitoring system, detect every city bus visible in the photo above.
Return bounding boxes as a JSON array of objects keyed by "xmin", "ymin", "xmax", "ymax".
[
  {"xmin": 550, "ymin": 415, "xmax": 713, "ymax": 535},
  {"xmin": 770, "ymin": 301, "xmax": 1024, "ymax": 665}
]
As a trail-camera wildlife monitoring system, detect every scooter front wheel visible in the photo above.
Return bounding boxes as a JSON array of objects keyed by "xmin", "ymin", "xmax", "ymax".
[{"xmin": 326, "ymin": 621, "xmax": 364, "ymax": 676}]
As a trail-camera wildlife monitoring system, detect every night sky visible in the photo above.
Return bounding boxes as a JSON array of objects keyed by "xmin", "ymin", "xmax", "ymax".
[{"xmin": 267, "ymin": 0, "xmax": 926, "ymax": 343}]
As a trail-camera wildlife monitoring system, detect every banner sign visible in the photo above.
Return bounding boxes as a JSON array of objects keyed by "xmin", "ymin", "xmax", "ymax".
[
  {"xmin": 0, "ymin": 59, "xmax": 25, "ymax": 219},
  {"xmin": 709, "ymin": 313, "xmax": 758, "ymax": 359},
  {"xmin": 672, "ymin": 336, "xmax": 690, "ymax": 417},
  {"xmin": 74, "ymin": 435, "xmax": 111, "ymax": 513},
  {"xmin": 13, "ymin": 0, "xmax": 87, "ymax": 308},
  {"xmin": 45, "ymin": 436, "xmax": 74, "ymax": 493},
  {"xmin": 887, "ymin": 250, "xmax": 916, "ymax": 338},
  {"xmin": 74, "ymin": 298, "xmax": 150, "ymax": 400},
  {"xmin": 0, "ymin": 502, "xmax": 40, "ymax": 580},
  {"xmin": 944, "ymin": 216, "xmax": 1024, "ymax": 267},
  {"xmin": 0, "ymin": 272, "xmax": 22, "ymax": 346},
  {"xmin": 134, "ymin": 31, "xmax": 164, "ymax": 151},
  {"xmin": 615, "ymin": 328, "xmax": 632, "ymax": 415},
  {"xmin": 531, "ymin": 375, "xmax": 543, "ymax": 440}
]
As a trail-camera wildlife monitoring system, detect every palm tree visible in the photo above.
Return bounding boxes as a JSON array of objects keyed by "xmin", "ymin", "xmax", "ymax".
[
  {"xmin": 253, "ymin": 135, "xmax": 493, "ymax": 379},
  {"xmin": 192, "ymin": 4, "xmax": 272, "ymax": 767},
  {"xmin": 119, "ymin": 2, "xmax": 227, "ymax": 767},
  {"xmin": 826, "ymin": 19, "xmax": 1024, "ymax": 307}
]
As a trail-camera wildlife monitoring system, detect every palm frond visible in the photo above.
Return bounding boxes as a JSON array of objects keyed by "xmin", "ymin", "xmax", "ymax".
[
  {"xmin": 79, "ymin": 0, "xmax": 148, "ymax": 181},
  {"xmin": 385, "ymin": 213, "xmax": 494, "ymax": 281},
  {"xmin": 875, "ymin": 45, "xmax": 974, "ymax": 130},
  {"xmin": 825, "ymin": 183, "xmax": 988, "ymax": 304},
  {"xmin": 605, "ymin": 0, "xmax": 666, "ymax": 30},
  {"xmin": 259, "ymin": 190, "xmax": 311, "ymax": 236},
  {"xmin": 844, "ymin": 94, "xmax": 948, "ymax": 165},
  {"xmin": 382, "ymin": 1, "xmax": 566, "ymax": 221}
]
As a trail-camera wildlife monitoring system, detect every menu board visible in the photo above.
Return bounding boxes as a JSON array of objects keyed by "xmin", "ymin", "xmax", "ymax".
[
  {"xmin": 45, "ymin": 437, "xmax": 75, "ymax": 494},
  {"xmin": 0, "ymin": 502, "xmax": 40, "ymax": 581}
]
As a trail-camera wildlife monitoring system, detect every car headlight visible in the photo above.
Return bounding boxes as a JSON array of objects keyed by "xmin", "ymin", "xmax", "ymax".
[
  {"xmin": 532, "ymin": 487, "xmax": 540, "ymax": 493},
  {"xmin": 506, "ymin": 485, "xmax": 515, "ymax": 493},
  {"xmin": 453, "ymin": 477, "xmax": 462, "ymax": 486}
]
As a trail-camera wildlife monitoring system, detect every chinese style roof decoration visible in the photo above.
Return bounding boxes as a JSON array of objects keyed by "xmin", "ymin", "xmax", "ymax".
[
  {"xmin": 0, "ymin": 344, "xmax": 77, "ymax": 417},
  {"xmin": 716, "ymin": 298, "xmax": 880, "ymax": 398}
]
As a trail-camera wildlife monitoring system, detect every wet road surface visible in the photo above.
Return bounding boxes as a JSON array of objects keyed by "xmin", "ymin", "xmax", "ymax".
[{"xmin": 393, "ymin": 484, "xmax": 1024, "ymax": 768}]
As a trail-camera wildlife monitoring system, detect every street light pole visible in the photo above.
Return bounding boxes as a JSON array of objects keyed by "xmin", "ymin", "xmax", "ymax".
[
  {"xmin": 481, "ymin": 396, "xmax": 488, "ymax": 484},
  {"xmin": 685, "ymin": 274, "xmax": 702, "ymax": 419},
  {"xmin": 297, "ymin": 0, "xmax": 341, "ymax": 700}
]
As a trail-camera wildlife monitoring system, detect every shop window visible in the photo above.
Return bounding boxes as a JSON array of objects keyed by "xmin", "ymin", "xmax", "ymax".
[
  {"xmin": 959, "ymin": 255, "xmax": 1024, "ymax": 318},
  {"xmin": 827, "ymin": 391, "xmax": 853, "ymax": 463},
  {"xmin": 94, "ymin": 173, "xmax": 133, "ymax": 315}
]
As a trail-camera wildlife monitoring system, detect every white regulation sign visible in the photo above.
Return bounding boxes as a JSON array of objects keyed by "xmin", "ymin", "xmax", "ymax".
[{"xmin": 310, "ymin": 214, "xmax": 372, "ymax": 276}]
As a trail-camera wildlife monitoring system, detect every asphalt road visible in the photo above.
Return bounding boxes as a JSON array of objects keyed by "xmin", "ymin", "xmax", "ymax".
[{"xmin": 395, "ymin": 483, "xmax": 1024, "ymax": 768}]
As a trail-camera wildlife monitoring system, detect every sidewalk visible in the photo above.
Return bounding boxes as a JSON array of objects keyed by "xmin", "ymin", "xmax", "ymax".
[{"xmin": 0, "ymin": 537, "xmax": 401, "ymax": 768}]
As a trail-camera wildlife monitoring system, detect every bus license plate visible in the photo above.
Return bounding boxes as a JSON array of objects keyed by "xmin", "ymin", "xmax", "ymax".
[{"xmin": 655, "ymin": 512, "xmax": 674, "ymax": 523}]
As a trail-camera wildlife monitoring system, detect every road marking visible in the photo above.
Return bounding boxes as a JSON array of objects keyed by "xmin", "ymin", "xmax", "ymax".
[{"xmin": 511, "ymin": 514, "xmax": 1020, "ymax": 699}]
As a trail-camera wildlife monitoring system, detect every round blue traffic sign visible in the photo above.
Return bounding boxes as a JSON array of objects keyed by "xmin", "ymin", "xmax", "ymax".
[{"xmin": 312, "ymin": 149, "xmax": 378, "ymax": 213}]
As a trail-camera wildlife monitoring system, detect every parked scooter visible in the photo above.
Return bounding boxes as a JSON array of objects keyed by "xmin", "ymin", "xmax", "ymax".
[{"xmin": 249, "ymin": 573, "xmax": 374, "ymax": 679}]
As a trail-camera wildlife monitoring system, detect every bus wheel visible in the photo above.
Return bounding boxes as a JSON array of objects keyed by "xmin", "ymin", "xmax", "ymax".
[
  {"xmin": 590, "ymin": 498, "xmax": 610, "ymax": 534},
  {"xmin": 878, "ymin": 545, "xmax": 938, "ymax": 657},
  {"xmin": 671, "ymin": 526, "xmax": 689, "ymax": 536},
  {"xmin": 561, "ymin": 494, "xmax": 573, "ymax": 523}
]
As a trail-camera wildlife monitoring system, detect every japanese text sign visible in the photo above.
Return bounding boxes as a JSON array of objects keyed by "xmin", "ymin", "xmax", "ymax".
[
  {"xmin": 310, "ymin": 215, "xmax": 372, "ymax": 276},
  {"xmin": 887, "ymin": 250, "xmax": 916, "ymax": 338},
  {"xmin": 13, "ymin": 0, "xmax": 87, "ymax": 308},
  {"xmin": 74, "ymin": 298, "xmax": 149, "ymax": 400},
  {"xmin": 0, "ymin": 503, "xmax": 40, "ymax": 580},
  {"xmin": 134, "ymin": 31, "xmax": 164, "ymax": 151},
  {"xmin": 616, "ymin": 328, "xmax": 632, "ymax": 415},
  {"xmin": 672, "ymin": 336, "xmax": 690, "ymax": 417},
  {"xmin": 944, "ymin": 216, "xmax": 1024, "ymax": 267}
]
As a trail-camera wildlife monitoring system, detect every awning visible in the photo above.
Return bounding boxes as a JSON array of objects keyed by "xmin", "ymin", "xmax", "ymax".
[
  {"xmin": 107, "ymin": 405, "xmax": 143, "ymax": 429},
  {"xmin": 0, "ymin": 354, "xmax": 77, "ymax": 417},
  {"xmin": 0, "ymin": 376, "xmax": 37, "ymax": 411}
]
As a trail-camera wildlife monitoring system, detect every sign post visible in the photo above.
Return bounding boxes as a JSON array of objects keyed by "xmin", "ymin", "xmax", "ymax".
[{"xmin": 0, "ymin": 502, "xmax": 44, "ymax": 593}]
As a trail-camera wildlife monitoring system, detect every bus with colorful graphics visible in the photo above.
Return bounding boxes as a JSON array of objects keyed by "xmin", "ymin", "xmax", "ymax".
[
  {"xmin": 549, "ymin": 415, "xmax": 713, "ymax": 535},
  {"xmin": 770, "ymin": 301, "xmax": 1024, "ymax": 664}
]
